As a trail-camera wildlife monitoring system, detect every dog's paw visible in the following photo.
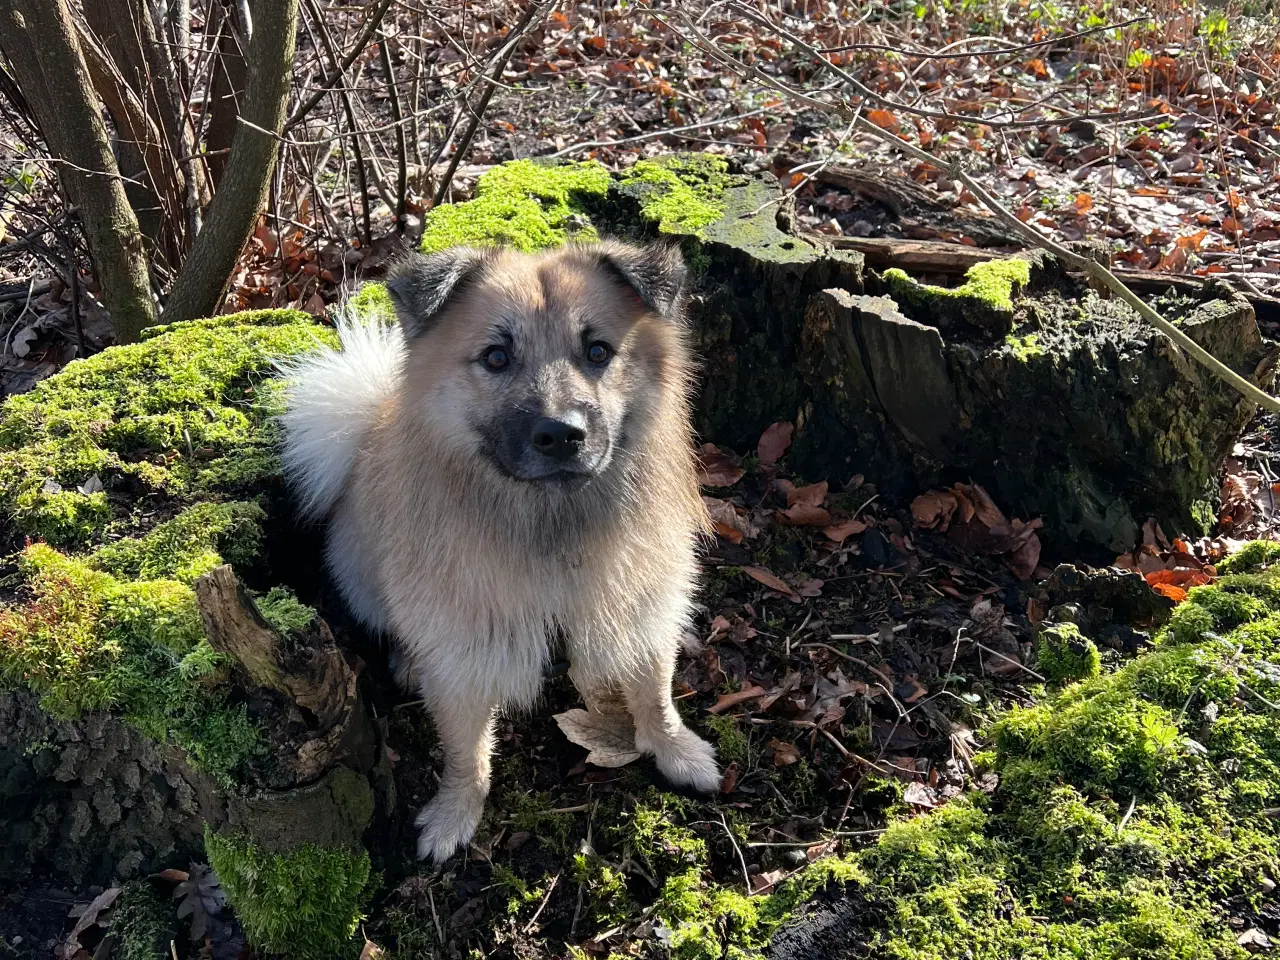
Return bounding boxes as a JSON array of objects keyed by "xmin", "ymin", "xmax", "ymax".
[
  {"xmin": 415, "ymin": 785, "xmax": 486, "ymax": 864},
  {"xmin": 649, "ymin": 725, "xmax": 720, "ymax": 794}
]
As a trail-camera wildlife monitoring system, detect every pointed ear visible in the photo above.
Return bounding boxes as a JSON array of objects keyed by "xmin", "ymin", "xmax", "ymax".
[
  {"xmin": 385, "ymin": 248, "xmax": 495, "ymax": 338},
  {"xmin": 595, "ymin": 241, "xmax": 688, "ymax": 319}
]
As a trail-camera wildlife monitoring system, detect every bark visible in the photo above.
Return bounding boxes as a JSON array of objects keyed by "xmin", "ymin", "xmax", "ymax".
[
  {"xmin": 0, "ymin": 0, "xmax": 158, "ymax": 342},
  {"xmin": 74, "ymin": 16, "xmax": 187, "ymax": 266},
  {"xmin": 162, "ymin": 0, "xmax": 298, "ymax": 323}
]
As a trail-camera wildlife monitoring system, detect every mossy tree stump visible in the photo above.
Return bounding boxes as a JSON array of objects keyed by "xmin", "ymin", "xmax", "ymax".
[{"xmin": 0, "ymin": 313, "xmax": 384, "ymax": 956}]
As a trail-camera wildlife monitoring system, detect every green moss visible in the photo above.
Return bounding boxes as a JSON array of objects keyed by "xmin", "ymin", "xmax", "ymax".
[
  {"xmin": 883, "ymin": 259, "xmax": 1031, "ymax": 334},
  {"xmin": 204, "ymin": 827, "xmax": 372, "ymax": 960},
  {"xmin": 345, "ymin": 281, "xmax": 395, "ymax": 322},
  {"xmin": 0, "ymin": 311, "xmax": 328, "ymax": 787},
  {"xmin": 254, "ymin": 585, "xmax": 317, "ymax": 635},
  {"xmin": 419, "ymin": 159, "xmax": 610, "ymax": 254},
  {"xmin": 1004, "ymin": 332, "xmax": 1045, "ymax": 361},
  {"xmin": 571, "ymin": 853, "xmax": 632, "ymax": 930},
  {"xmin": 92, "ymin": 501, "xmax": 265, "ymax": 584},
  {"xmin": 616, "ymin": 155, "xmax": 732, "ymax": 235},
  {"xmin": 846, "ymin": 544, "xmax": 1280, "ymax": 959},
  {"xmin": 1035, "ymin": 622, "xmax": 1102, "ymax": 683},
  {"xmin": 108, "ymin": 882, "xmax": 175, "ymax": 960},
  {"xmin": 1219, "ymin": 540, "xmax": 1280, "ymax": 574},
  {"xmin": 0, "ymin": 308, "xmax": 329, "ymax": 548},
  {"xmin": 704, "ymin": 713, "xmax": 749, "ymax": 765},
  {"xmin": 0, "ymin": 543, "xmax": 261, "ymax": 786}
]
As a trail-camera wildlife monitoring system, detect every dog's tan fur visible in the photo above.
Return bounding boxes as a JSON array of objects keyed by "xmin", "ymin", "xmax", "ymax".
[{"xmin": 281, "ymin": 242, "xmax": 717, "ymax": 862}]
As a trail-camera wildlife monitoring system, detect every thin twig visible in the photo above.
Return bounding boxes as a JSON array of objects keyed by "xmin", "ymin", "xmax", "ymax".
[
  {"xmin": 432, "ymin": 0, "xmax": 553, "ymax": 207},
  {"xmin": 378, "ymin": 30, "xmax": 409, "ymax": 233},
  {"xmin": 285, "ymin": 0, "xmax": 398, "ymax": 132},
  {"xmin": 819, "ymin": 15, "xmax": 1149, "ymax": 57},
  {"xmin": 522, "ymin": 872, "xmax": 561, "ymax": 933},
  {"xmin": 719, "ymin": 812, "xmax": 754, "ymax": 896}
]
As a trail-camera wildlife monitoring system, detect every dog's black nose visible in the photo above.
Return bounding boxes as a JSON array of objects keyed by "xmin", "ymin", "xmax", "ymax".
[{"xmin": 531, "ymin": 417, "xmax": 586, "ymax": 460}]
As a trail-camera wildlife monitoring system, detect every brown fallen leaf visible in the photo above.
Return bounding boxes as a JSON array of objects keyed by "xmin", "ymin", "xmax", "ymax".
[
  {"xmin": 967, "ymin": 484, "xmax": 1008, "ymax": 530},
  {"xmin": 757, "ymin": 422, "xmax": 794, "ymax": 464},
  {"xmin": 148, "ymin": 868, "xmax": 189, "ymax": 883},
  {"xmin": 769, "ymin": 738, "xmax": 802, "ymax": 766},
  {"xmin": 1008, "ymin": 532, "xmax": 1042, "ymax": 580},
  {"xmin": 798, "ymin": 578, "xmax": 824, "ymax": 598},
  {"xmin": 823, "ymin": 519, "xmax": 867, "ymax": 543},
  {"xmin": 903, "ymin": 782, "xmax": 938, "ymax": 807},
  {"xmin": 788, "ymin": 481, "xmax": 828, "ymax": 508},
  {"xmin": 911, "ymin": 489, "xmax": 959, "ymax": 530},
  {"xmin": 720, "ymin": 761, "xmax": 740, "ymax": 794},
  {"xmin": 58, "ymin": 888, "xmax": 121, "ymax": 960},
  {"xmin": 752, "ymin": 869, "xmax": 787, "ymax": 893},
  {"xmin": 778, "ymin": 503, "xmax": 832, "ymax": 527},
  {"xmin": 707, "ymin": 684, "xmax": 768, "ymax": 714},
  {"xmin": 554, "ymin": 708, "xmax": 641, "ymax": 768},
  {"xmin": 360, "ymin": 940, "xmax": 389, "ymax": 960},
  {"xmin": 698, "ymin": 443, "xmax": 745, "ymax": 487},
  {"xmin": 742, "ymin": 565, "xmax": 798, "ymax": 599},
  {"xmin": 704, "ymin": 495, "xmax": 746, "ymax": 544}
]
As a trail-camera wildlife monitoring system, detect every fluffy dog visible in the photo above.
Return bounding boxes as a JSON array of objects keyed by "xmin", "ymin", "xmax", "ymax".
[{"xmin": 279, "ymin": 241, "xmax": 719, "ymax": 862}]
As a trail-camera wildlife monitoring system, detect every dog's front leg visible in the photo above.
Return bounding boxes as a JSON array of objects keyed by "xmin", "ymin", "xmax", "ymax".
[
  {"xmin": 415, "ymin": 690, "xmax": 497, "ymax": 864},
  {"xmin": 624, "ymin": 646, "xmax": 721, "ymax": 794}
]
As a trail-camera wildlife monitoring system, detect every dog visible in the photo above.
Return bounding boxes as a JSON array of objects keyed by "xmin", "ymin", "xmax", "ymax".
[{"xmin": 279, "ymin": 241, "xmax": 720, "ymax": 862}]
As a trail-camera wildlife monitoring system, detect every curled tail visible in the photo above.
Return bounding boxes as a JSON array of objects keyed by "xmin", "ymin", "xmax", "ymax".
[{"xmin": 278, "ymin": 311, "xmax": 406, "ymax": 520}]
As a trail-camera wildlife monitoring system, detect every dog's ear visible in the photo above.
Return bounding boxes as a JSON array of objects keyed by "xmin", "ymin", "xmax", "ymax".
[
  {"xmin": 595, "ymin": 241, "xmax": 688, "ymax": 320},
  {"xmin": 385, "ymin": 248, "xmax": 495, "ymax": 338}
]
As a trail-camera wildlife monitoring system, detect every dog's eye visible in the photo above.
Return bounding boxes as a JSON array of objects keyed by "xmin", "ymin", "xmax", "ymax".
[
  {"xmin": 587, "ymin": 341, "xmax": 612, "ymax": 365},
  {"xmin": 483, "ymin": 346, "xmax": 509, "ymax": 371}
]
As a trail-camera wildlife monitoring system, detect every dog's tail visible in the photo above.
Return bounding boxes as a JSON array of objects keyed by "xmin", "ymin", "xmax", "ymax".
[{"xmin": 278, "ymin": 308, "xmax": 406, "ymax": 520}]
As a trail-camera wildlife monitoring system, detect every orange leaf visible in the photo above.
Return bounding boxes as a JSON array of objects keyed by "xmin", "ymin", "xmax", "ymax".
[
  {"xmin": 1073, "ymin": 193, "xmax": 1094, "ymax": 213},
  {"xmin": 1025, "ymin": 58, "xmax": 1049, "ymax": 79},
  {"xmin": 867, "ymin": 109, "xmax": 900, "ymax": 130},
  {"xmin": 1150, "ymin": 582, "xmax": 1188, "ymax": 602},
  {"xmin": 743, "ymin": 565, "xmax": 797, "ymax": 598},
  {"xmin": 583, "ymin": 35, "xmax": 606, "ymax": 52}
]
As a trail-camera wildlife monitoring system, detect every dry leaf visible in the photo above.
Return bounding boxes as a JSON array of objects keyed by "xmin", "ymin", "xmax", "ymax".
[
  {"xmin": 867, "ymin": 108, "xmax": 900, "ymax": 130},
  {"xmin": 752, "ymin": 869, "xmax": 786, "ymax": 892},
  {"xmin": 823, "ymin": 519, "xmax": 867, "ymax": 543},
  {"xmin": 58, "ymin": 888, "xmax": 120, "ymax": 960},
  {"xmin": 720, "ymin": 761, "xmax": 740, "ymax": 793},
  {"xmin": 698, "ymin": 443, "xmax": 745, "ymax": 487},
  {"xmin": 903, "ymin": 782, "xmax": 938, "ymax": 807},
  {"xmin": 704, "ymin": 496, "xmax": 746, "ymax": 543},
  {"xmin": 769, "ymin": 738, "xmax": 802, "ymax": 766},
  {"xmin": 742, "ymin": 565, "xmax": 798, "ymax": 599},
  {"xmin": 798, "ymin": 578, "xmax": 824, "ymax": 598},
  {"xmin": 360, "ymin": 940, "xmax": 389, "ymax": 960},
  {"xmin": 757, "ymin": 422, "xmax": 794, "ymax": 464},
  {"xmin": 1073, "ymin": 193, "xmax": 1094, "ymax": 213},
  {"xmin": 778, "ymin": 504, "xmax": 832, "ymax": 527},
  {"xmin": 788, "ymin": 481, "xmax": 828, "ymax": 508},
  {"xmin": 911, "ymin": 490, "xmax": 959, "ymax": 530},
  {"xmin": 554, "ymin": 709, "xmax": 641, "ymax": 767},
  {"xmin": 707, "ymin": 684, "xmax": 767, "ymax": 714}
]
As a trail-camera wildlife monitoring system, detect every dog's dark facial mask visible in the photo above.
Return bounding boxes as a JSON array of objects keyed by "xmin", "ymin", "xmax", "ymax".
[{"xmin": 386, "ymin": 243, "xmax": 687, "ymax": 491}]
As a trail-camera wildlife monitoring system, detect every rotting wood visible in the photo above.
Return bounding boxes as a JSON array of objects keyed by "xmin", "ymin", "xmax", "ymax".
[{"xmin": 194, "ymin": 564, "xmax": 352, "ymax": 734}]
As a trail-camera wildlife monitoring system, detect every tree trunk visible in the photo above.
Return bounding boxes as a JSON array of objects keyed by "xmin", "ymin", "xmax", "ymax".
[
  {"xmin": 204, "ymin": 1, "xmax": 250, "ymax": 188},
  {"xmin": 162, "ymin": 0, "xmax": 298, "ymax": 323},
  {"xmin": 0, "ymin": 0, "xmax": 158, "ymax": 342}
]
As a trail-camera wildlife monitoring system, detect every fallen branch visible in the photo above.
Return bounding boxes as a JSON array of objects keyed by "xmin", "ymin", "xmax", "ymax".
[{"xmin": 662, "ymin": 5, "xmax": 1280, "ymax": 415}]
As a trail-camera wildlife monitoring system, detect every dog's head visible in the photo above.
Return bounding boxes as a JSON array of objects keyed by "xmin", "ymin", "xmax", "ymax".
[{"xmin": 385, "ymin": 241, "xmax": 690, "ymax": 491}]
